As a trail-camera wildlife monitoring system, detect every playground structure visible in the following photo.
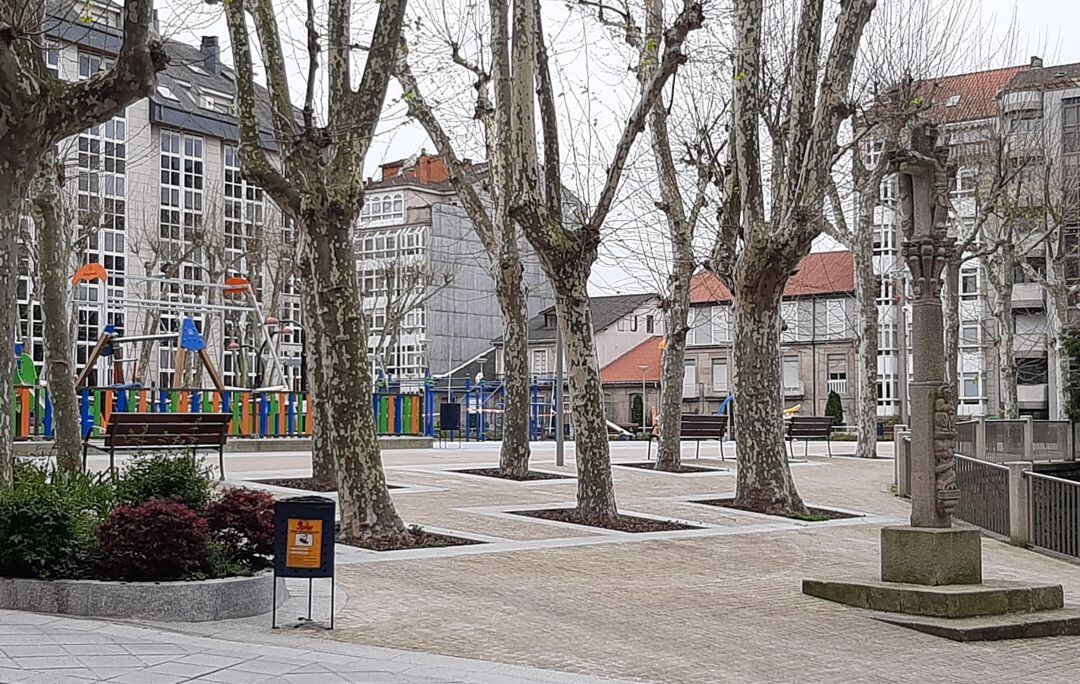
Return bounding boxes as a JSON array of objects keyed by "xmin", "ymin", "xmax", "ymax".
[
  {"xmin": 68, "ymin": 264, "xmax": 288, "ymax": 392},
  {"xmin": 13, "ymin": 264, "xmax": 436, "ymax": 441}
]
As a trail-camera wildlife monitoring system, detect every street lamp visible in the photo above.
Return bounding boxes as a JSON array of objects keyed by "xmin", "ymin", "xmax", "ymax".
[{"xmin": 638, "ymin": 364, "xmax": 649, "ymax": 433}]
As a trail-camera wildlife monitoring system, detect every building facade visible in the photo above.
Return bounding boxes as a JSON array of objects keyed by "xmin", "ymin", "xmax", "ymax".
[
  {"xmin": 867, "ymin": 58, "xmax": 1080, "ymax": 419},
  {"xmin": 597, "ymin": 252, "xmax": 859, "ymax": 427},
  {"xmin": 25, "ymin": 4, "xmax": 538, "ymax": 394},
  {"xmin": 358, "ymin": 156, "xmax": 552, "ymax": 380}
]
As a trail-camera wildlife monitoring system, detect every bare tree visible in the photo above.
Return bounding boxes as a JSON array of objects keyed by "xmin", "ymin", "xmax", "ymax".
[
  {"xmin": 216, "ymin": 0, "xmax": 412, "ymax": 544},
  {"xmin": 28, "ymin": 156, "xmax": 81, "ymax": 470},
  {"xmin": 370, "ymin": 259, "xmax": 453, "ymax": 378},
  {"xmin": 508, "ymin": 0, "xmax": 703, "ymax": 521},
  {"xmin": 826, "ymin": 0, "xmax": 974, "ymax": 459},
  {"xmin": 392, "ymin": 7, "xmax": 545, "ymax": 479},
  {"xmin": 708, "ymin": 0, "xmax": 876, "ymax": 515},
  {"xmin": 0, "ymin": 0, "xmax": 165, "ymax": 484}
]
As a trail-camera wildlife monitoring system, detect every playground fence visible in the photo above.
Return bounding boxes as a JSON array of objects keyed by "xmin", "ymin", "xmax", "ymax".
[{"xmin": 12, "ymin": 385, "xmax": 435, "ymax": 441}]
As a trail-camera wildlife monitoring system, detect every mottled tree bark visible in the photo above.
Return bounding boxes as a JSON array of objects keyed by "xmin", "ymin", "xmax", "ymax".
[
  {"xmin": 30, "ymin": 164, "xmax": 82, "ymax": 471},
  {"xmin": 300, "ymin": 211, "xmax": 404, "ymax": 539},
  {"xmin": 986, "ymin": 243, "xmax": 1018, "ymax": 418},
  {"xmin": 0, "ymin": 0, "xmax": 165, "ymax": 485},
  {"xmin": 731, "ymin": 276, "xmax": 806, "ymax": 514},
  {"xmin": 220, "ymin": 0, "xmax": 411, "ymax": 544},
  {"xmin": 554, "ymin": 279, "xmax": 617, "ymax": 520},
  {"xmin": 710, "ymin": 0, "xmax": 876, "ymax": 513},
  {"xmin": 394, "ymin": 36, "xmax": 533, "ymax": 478},
  {"xmin": 852, "ymin": 233, "xmax": 879, "ymax": 458},
  {"xmin": 639, "ymin": 0, "xmax": 711, "ymax": 472},
  {"xmin": 496, "ymin": 261, "xmax": 531, "ymax": 477}
]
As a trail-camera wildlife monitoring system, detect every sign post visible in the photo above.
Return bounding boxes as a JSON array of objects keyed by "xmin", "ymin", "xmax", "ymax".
[{"xmin": 272, "ymin": 496, "xmax": 336, "ymax": 629}]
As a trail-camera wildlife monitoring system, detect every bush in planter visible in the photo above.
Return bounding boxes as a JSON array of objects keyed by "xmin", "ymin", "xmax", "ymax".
[
  {"xmin": 205, "ymin": 488, "xmax": 275, "ymax": 569},
  {"xmin": 92, "ymin": 499, "xmax": 210, "ymax": 581},
  {"xmin": 0, "ymin": 480, "xmax": 101, "ymax": 579},
  {"xmin": 115, "ymin": 455, "xmax": 212, "ymax": 511}
]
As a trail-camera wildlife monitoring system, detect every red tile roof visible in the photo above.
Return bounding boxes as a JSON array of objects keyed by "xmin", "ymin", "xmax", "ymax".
[
  {"xmin": 600, "ymin": 336, "xmax": 663, "ymax": 383},
  {"xmin": 918, "ymin": 65, "xmax": 1029, "ymax": 124},
  {"xmin": 690, "ymin": 251, "xmax": 855, "ymax": 305}
]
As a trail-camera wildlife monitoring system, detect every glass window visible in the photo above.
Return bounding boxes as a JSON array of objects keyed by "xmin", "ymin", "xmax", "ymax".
[
  {"xmin": 682, "ymin": 358, "xmax": 697, "ymax": 398},
  {"xmin": 783, "ymin": 356, "xmax": 800, "ymax": 389},
  {"xmin": 646, "ymin": 315, "xmax": 654, "ymax": 334},
  {"xmin": 826, "ymin": 300, "xmax": 846, "ymax": 337},
  {"xmin": 962, "ymin": 374, "xmax": 981, "ymax": 398},
  {"xmin": 711, "ymin": 358, "xmax": 729, "ymax": 394},
  {"xmin": 532, "ymin": 349, "xmax": 548, "ymax": 375},
  {"xmin": 961, "ymin": 322, "xmax": 980, "ymax": 347}
]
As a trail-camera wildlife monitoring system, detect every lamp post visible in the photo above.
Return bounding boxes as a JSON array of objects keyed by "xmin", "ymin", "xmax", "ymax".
[{"xmin": 638, "ymin": 364, "xmax": 649, "ymax": 433}]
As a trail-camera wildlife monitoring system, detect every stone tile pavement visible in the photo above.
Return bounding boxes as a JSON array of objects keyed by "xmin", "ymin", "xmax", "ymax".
[
  {"xmin": 0, "ymin": 609, "xmax": 632, "ymax": 683},
  {"xmin": 48, "ymin": 440, "xmax": 1080, "ymax": 682}
]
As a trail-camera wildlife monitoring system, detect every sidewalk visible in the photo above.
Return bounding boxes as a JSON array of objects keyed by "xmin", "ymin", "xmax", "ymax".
[{"xmin": 0, "ymin": 609, "xmax": 630, "ymax": 684}]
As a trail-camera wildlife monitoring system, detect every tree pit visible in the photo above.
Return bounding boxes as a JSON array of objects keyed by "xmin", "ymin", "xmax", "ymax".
[
  {"xmin": 451, "ymin": 467, "xmax": 574, "ymax": 481},
  {"xmin": 695, "ymin": 498, "xmax": 861, "ymax": 521},
  {"xmin": 335, "ymin": 524, "xmax": 484, "ymax": 552},
  {"xmin": 615, "ymin": 462, "xmax": 725, "ymax": 474},
  {"xmin": 511, "ymin": 508, "xmax": 702, "ymax": 532},
  {"xmin": 253, "ymin": 477, "xmax": 403, "ymax": 492}
]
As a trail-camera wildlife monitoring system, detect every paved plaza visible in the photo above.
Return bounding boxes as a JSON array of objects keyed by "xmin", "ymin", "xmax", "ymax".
[{"xmin": 6, "ymin": 440, "xmax": 1080, "ymax": 682}]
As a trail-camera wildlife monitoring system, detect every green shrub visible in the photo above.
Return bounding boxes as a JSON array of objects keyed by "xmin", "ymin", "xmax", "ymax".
[
  {"xmin": 92, "ymin": 499, "xmax": 210, "ymax": 581},
  {"xmin": 0, "ymin": 467, "xmax": 113, "ymax": 579},
  {"xmin": 825, "ymin": 390, "xmax": 844, "ymax": 425},
  {"xmin": 115, "ymin": 455, "xmax": 212, "ymax": 510},
  {"xmin": 204, "ymin": 488, "xmax": 275, "ymax": 569}
]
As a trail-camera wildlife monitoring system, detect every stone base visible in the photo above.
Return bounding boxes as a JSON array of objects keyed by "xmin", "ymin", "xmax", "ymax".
[
  {"xmin": 0, "ymin": 572, "xmax": 278, "ymax": 622},
  {"xmin": 873, "ymin": 608, "xmax": 1080, "ymax": 642},
  {"xmin": 880, "ymin": 525, "xmax": 982, "ymax": 585},
  {"xmin": 801, "ymin": 579, "xmax": 1063, "ymax": 618}
]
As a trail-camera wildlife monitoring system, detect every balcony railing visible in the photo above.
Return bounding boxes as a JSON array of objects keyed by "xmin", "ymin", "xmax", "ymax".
[
  {"xmin": 826, "ymin": 378, "xmax": 848, "ymax": 395},
  {"xmin": 783, "ymin": 381, "xmax": 804, "ymax": 397}
]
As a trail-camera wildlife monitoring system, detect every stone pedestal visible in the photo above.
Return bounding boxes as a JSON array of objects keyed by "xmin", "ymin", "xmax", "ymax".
[{"xmin": 880, "ymin": 525, "xmax": 982, "ymax": 586}]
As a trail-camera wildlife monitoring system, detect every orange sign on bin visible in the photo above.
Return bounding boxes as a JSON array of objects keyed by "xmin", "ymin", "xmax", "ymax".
[{"xmin": 285, "ymin": 519, "xmax": 323, "ymax": 569}]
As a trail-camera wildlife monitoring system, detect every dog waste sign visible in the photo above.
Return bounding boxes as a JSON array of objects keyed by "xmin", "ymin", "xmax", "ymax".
[
  {"xmin": 272, "ymin": 496, "xmax": 337, "ymax": 629},
  {"xmin": 286, "ymin": 519, "xmax": 323, "ymax": 569},
  {"xmin": 273, "ymin": 496, "xmax": 335, "ymax": 578}
]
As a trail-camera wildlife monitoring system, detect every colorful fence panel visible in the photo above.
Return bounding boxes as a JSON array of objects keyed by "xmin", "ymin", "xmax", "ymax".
[{"xmin": 13, "ymin": 386, "xmax": 434, "ymax": 440}]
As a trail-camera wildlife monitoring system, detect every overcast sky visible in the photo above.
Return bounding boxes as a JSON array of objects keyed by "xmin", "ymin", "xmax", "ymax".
[{"xmin": 154, "ymin": 0, "xmax": 1080, "ymax": 295}]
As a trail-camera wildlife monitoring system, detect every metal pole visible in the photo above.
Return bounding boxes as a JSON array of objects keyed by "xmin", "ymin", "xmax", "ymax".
[
  {"xmin": 896, "ymin": 279, "xmax": 910, "ymax": 426},
  {"xmin": 555, "ymin": 323, "xmax": 565, "ymax": 467}
]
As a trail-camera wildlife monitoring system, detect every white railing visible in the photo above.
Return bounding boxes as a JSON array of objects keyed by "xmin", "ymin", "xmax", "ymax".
[
  {"xmin": 783, "ymin": 381, "xmax": 804, "ymax": 397},
  {"xmin": 826, "ymin": 379, "xmax": 848, "ymax": 395}
]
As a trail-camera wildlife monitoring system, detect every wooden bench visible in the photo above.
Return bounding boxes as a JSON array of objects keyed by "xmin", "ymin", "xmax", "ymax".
[
  {"xmin": 82, "ymin": 413, "xmax": 232, "ymax": 479},
  {"xmin": 648, "ymin": 414, "xmax": 728, "ymax": 461},
  {"xmin": 785, "ymin": 416, "xmax": 835, "ymax": 458}
]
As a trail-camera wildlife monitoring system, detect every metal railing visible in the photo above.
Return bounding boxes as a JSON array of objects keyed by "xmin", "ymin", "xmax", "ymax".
[
  {"xmin": 955, "ymin": 417, "xmax": 1075, "ymax": 463},
  {"xmin": 984, "ymin": 419, "xmax": 1027, "ymax": 463},
  {"xmin": 1033, "ymin": 421, "xmax": 1071, "ymax": 461},
  {"xmin": 955, "ymin": 421, "xmax": 976, "ymax": 458},
  {"xmin": 1027, "ymin": 471, "xmax": 1080, "ymax": 559},
  {"xmin": 954, "ymin": 455, "xmax": 1011, "ymax": 537}
]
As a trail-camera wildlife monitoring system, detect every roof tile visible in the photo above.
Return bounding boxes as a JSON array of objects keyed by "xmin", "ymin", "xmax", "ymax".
[
  {"xmin": 600, "ymin": 336, "xmax": 664, "ymax": 383},
  {"xmin": 690, "ymin": 251, "xmax": 855, "ymax": 305}
]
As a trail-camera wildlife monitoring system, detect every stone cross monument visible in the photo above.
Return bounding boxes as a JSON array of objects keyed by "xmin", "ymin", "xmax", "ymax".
[
  {"xmin": 880, "ymin": 124, "xmax": 981, "ymax": 585},
  {"xmin": 896, "ymin": 126, "xmax": 961, "ymax": 529}
]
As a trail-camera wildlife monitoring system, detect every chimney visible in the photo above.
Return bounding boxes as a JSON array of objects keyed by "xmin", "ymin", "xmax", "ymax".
[
  {"xmin": 201, "ymin": 36, "xmax": 220, "ymax": 74},
  {"xmin": 1030, "ymin": 55, "xmax": 1043, "ymax": 68}
]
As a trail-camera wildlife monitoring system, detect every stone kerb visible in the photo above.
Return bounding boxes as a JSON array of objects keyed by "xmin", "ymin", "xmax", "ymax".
[{"xmin": 0, "ymin": 571, "xmax": 276, "ymax": 622}]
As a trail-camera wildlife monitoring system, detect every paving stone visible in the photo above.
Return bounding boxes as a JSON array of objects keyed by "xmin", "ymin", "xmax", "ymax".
[{"xmin": 75, "ymin": 654, "xmax": 146, "ymax": 669}]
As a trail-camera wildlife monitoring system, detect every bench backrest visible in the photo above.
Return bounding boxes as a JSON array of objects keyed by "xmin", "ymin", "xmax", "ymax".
[
  {"xmin": 102, "ymin": 413, "xmax": 231, "ymax": 448},
  {"xmin": 680, "ymin": 414, "xmax": 727, "ymax": 438},
  {"xmin": 786, "ymin": 416, "xmax": 834, "ymax": 438}
]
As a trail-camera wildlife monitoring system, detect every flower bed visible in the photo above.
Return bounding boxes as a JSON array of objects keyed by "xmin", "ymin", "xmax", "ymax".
[{"xmin": 0, "ymin": 457, "xmax": 278, "ymax": 619}]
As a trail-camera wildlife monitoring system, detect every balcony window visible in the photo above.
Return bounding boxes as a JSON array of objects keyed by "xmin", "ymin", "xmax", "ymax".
[
  {"xmin": 827, "ymin": 354, "xmax": 848, "ymax": 395},
  {"xmin": 825, "ymin": 300, "xmax": 846, "ymax": 337},
  {"xmin": 783, "ymin": 356, "xmax": 800, "ymax": 391},
  {"xmin": 1017, "ymin": 357, "xmax": 1048, "ymax": 385},
  {"xmin": 532, "ymin": 349, "xmax": 549, "ymax": 375}
]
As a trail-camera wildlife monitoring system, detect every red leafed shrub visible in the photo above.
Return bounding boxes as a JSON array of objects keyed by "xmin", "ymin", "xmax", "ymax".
[
  {"xmin": 93, "ymin": 499, "xmax": 210, "ymax": 581},
  {"xmin": 204, "ymin": 488, "xmax": 275, "ymax": 568}
]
